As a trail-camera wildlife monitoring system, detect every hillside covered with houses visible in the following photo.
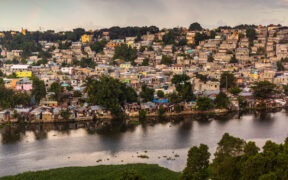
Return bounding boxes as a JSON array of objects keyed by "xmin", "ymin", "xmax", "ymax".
[{"xmin": 0, "ymin": 23, "xmax": 288, "ymax": 123}]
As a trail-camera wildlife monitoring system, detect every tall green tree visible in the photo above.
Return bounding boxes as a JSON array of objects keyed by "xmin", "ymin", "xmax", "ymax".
[
  {"xmin": 214, "ymin": 92, "xmax": 230, "ymax": 109},
  {"xmin": 251, "ymin": 81, "xmax": 276, "ymax": 100},
  {"xmin": 140, "ymin": 84, "xmax": 155, "ymax": 102},
  {"xmin": 189, "ymin": 22, "xmax": 203, "ymax": 31},
  {"xmin": 49, "ymin": 82, "xmax": 64, "ymax": 102},
  {"xmin": 31, "ymin": 77, "xmax": 46, "ymax": 104},
  {"xmin": 181, "ymin": 144, "xmax": 211, "ymax": 180},
  {"xmin": 196, "ymin": 97, "xmax": 213, "ymax": 111},
  {"xmin": 220, "ymin": 72, "xmax": 236, "ymax": 89}
]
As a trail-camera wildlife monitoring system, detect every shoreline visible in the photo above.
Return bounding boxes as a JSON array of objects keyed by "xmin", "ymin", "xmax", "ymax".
[{"xmin": 0, "ymin": 106, "xmax": 284, "ymax": 127}]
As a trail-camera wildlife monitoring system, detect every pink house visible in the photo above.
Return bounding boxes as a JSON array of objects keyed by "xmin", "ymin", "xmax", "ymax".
[{"xmin": 16, "ymin": 80, "xmax": 33, "ymax": 91}]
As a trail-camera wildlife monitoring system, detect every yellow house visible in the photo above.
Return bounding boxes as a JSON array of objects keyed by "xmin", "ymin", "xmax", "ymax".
[
  {"xmin": 81, "ymin": 34, "xmax": 93, "ymax": 43},
  {"xmin": 250, "ymin": 70, "xmax": 259, "ymax": 80},
  {"xmin": 186, "ymin": 31, "xmax": 195, "ymax": 45},
  {"xmin": 0, "ymin": 32, "xmax": 4, "ymax": 38},
  {"xmin": 16, "ymin": 71, "xmax": 32, "ymax": 78},
  {"xmin": 126, "ymin": 40, "xmax": 134, "ymax": 47},
  {"xmin": 10, "ymin": 31, "xmax": 16, "ymax": 35},
  {"xmin": 21, "ymin": 28, "xmax": 27, "ymax": 35},
  {"xmin": 120, "ymin": 63, "xmax": 132, "ymax": 68}
]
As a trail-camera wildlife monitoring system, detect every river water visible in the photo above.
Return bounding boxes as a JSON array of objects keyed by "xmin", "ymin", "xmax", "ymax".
[{"xmin": 1, "ymin": 110, "xmax": 288, "ymax": 177}]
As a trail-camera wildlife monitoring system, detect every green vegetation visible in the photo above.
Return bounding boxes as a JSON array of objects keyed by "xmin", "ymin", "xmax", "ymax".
[
  {"xmin": 2, "ymin": 164, "xmax": 180, "ymax": 180},
  {"xmin": 162, "ymin": 30, "xmax": 177, "ymax": 45},
  {"xmin": 0, "ymin": 85, "xmax": 31, "ymax": 109},
  {"xmin": 142, "ymin": 58, "xmax": 149, "ymax": 66},
  {"xmin": 113, "ymin": 44, "xmax": 137, "ymax": 62},
  {"xmin": 160, "ymin": 55, "xmax": 173, "ymax": 66},
  {"xmin": 196, "ymin": 97, "xmax": 213, "ymax": 111},
  {"xmin": 181, "ymin": 144, "xmax": 210, "ymax": 180},
  {"xmin": 251, "ymin": 81, "xmax": 276, "ymax": 100},
  {"xmin": 79, "ymin": 58, "xmax": 96, "ymax": 68},
  {"xmin": 189, "ymin": 22, "xmax": 203, "ymax": 31},
  {"xmin": 31, "ymin": 76, "xmax": 47, "ymax": 104},
  {"xmin": 90, "ymin": 40, "xmax": 107, "ymax": 53},
  {"xmin": 214, "ymin": 92, "xmax": 230, "ymax": 109},
  {"xmin": 228, "ymin": 86, "xmax": 241, "ymax": 95},
  {"xmin": 229, "ymin": 55, "xmax": 238, "ymax": 64},
  {"xmin": 85, "ymin": 76, "xmax": 137, "ymax": 117},
  {"xmin": 140, "ymin": 84, "xmax": 155, "ymax": 102},
  {"xmin": 139, "ymin": 110, "xmax": 147, "ymax": 121},
  {"xmin": 246, "ymin": 28, "xmax": 257, "ymax": 46},
  {"xmin": 172, "ymin": 74, "xmax": 194, "ymax": 101},
  {"xmin": 277, "ymin": 61, "xmax": 285, "ymax": 71},
  {"xmin": 220, "ymin": 72, "xmax": 237, "ymax": 89},
  {"xmin": 49, "ymin": 82, "xmax": 64, "ymax": 102},
  {"xmin": 157, "ymin": 90, "xmax": 165, "ymax": 98}
]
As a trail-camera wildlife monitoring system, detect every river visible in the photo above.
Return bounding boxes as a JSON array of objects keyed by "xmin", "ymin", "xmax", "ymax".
[{"xmin": 1, "ymin": 110, "xmax": 288, "ymax": 177}]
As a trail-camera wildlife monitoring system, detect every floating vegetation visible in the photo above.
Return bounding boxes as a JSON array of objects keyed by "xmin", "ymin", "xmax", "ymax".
[
  {"xmin": 175, "ymin": 154, "xmax": 180, "ymax": 158},
  {"xmin": 138, "ymin": 155, "xmax": 149, "ymax": 159},
  {"xmin": 96, "ymin": 159, "xmax": 102, "ymax": 163}
]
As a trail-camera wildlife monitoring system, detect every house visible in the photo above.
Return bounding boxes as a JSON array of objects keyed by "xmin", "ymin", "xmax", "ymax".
[{"xmin": 0, "ymin": 110, "xmax": 10, "ymax": 122}]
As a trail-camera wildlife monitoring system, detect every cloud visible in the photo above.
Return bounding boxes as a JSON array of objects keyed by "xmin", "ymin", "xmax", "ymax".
[{"xmin": 0, "ymin": 0, "xmax": 287, "ymax": 30}]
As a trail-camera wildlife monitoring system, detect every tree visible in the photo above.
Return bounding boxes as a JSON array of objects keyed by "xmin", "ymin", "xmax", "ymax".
[
  {"xmin": 277, "ymin": 61, "xmax": 285, "ymax": 71},
  {"xmin": 73, "ymin": 90, "xmax": 82, "ymax": 97},
  {"xmin": 229, "ymin": 55, "xmax": 238, "ymax": 64},
  {"xmin": 162, "ymin": 30, "xmax": 176, "ymax": 45},
  {"xmin": 208, "ymin": 55, "xmax": 214, "ymax": 62},
  {"xmin": 168, "ymin": 93, "xmax": 181, "ymax": 104},
  {"xmin": 142, "ymin": 58, "xmax": 149, "ymax": 66},
  {"xmin": 237, "ymin": 96, "xmax": 248, "ymax": 110},
  {"xmin": 283, "ymin": 84, "xmax": 288, "ymax": 95},
  {"xmin": 196, "ymin": 97, "xmax": 213, "ymax": 111},
  {"xmin": 87, "ymin": 76, "xmax": 137, "ymax": 117},
  {"xmin": 214, "ymin": 92, "xmax": 230, "ymax": 109},
  {"xmin": 119, "ymin": 169, "xmax": 146, "ymax": 180},
  {"xmin": 113, "ymin": 44, "xmax": 137, "ymax": 62},
  {"xmin": 241, "ymin": 154, "xmax": 266, "ymax": 180},
  {"xmin": 215, "ymin": 133, "xmax": 245, "ymax": 158},
  {"xmin": 228, "ymin": 86, "xmax": 241, "ymax": 95},
  {"xmin": 189, "ymin": 22, "xmax": 203, "ymax": 31},
  {"xmin": 171, "ymin": 74, "xmax": 190, "ymax": 85},
  {"xmin": 220, "ymin": 72, "xmax": 236, "ymax": 89},
  {"xmin": 181, "ymin": 144, "xmax": 210, "ymax": 180},
  {"xmin": 157, "ymin": 90, "xmax": 165, "ymax": 98},
  {"xmin": 90, "ymin": 40, "xmax": 107, "ymax": 53},
  {"xmin": 172, "ymin": 74, "xmax": 193, "ymax": 101},
  {"xmin": 139, "ymin": 109, "xmax": 147, "ymax": 121},
  {"xmin": 251, "ymin": 81, "xmax": 276, "ymax": 100},
  {"xmin": 140, "ymin": 84, "xmax": 154, "ymax": 102},
  {"xmin": 31, "ymin": 77, "xmax": 46, "ymax": 104},
  {"xmin": 60, "ymin": 108, "xmax": 71, "ymax": 121},
  {"xmin": 80, "ymin": 58, "xmax": 96, "ymax": 68},
  {"xmin": 160, "ymin": 55, "xmax": 173, "ymax": 66},
  {"xmin": 244, "ymin": 141, "xmax": 260, "ymax": 157},
  {"xmin": 246, "ymin": 28, "xmax": 256, "ymax": 46},
  {"xmin": 49, "ymin": 82, "xmax": 64, "ymax": 102}
]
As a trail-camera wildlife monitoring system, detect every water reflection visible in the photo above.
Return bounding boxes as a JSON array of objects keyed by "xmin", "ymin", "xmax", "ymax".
[{"xmin": 0, "ymin": 109, "xmax": 287, "ymax": 177}]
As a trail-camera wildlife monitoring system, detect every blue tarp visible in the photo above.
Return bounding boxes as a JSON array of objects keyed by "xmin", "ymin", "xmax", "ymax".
[{"xmin": 153, "ymin": 99, "xmax": 168, "ymax": 103}]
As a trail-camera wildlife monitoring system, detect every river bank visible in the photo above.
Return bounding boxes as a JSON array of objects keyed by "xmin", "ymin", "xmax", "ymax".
[{"xmin": 0, "ymin": 108, "xmax": 231, "ymax": 126}]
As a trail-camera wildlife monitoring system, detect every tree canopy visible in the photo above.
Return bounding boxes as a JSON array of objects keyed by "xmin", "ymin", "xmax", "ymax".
[{"xmin": 189, "ymin": 22, "xmax": 203, "ymax": 31}]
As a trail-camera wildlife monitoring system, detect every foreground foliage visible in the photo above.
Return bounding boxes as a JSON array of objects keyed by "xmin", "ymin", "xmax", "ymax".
[{"xmin": 2, "ymin": 164, "xmax": 180, "ymax": 180}]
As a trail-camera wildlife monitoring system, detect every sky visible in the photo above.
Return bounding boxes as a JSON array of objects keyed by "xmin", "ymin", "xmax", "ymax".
[{"xmin": 0, "ymin": 0, "xmax": 287, "ymax": 31}]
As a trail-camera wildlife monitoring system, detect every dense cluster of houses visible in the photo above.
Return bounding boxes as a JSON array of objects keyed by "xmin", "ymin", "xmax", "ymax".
[{"xmin": 0, "ymin": 24, "xmax": 288, "ymax": 123}]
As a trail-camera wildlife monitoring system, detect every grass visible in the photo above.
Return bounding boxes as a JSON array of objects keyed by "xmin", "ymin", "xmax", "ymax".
[{"xmin": 1, "ymin": 164, "xmax": 180, "ymax": 180}]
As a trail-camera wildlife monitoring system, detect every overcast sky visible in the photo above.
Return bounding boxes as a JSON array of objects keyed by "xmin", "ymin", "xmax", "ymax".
[{"xmin": 0, "ymin": 0, "xmax": 287, "ymax": 31}]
